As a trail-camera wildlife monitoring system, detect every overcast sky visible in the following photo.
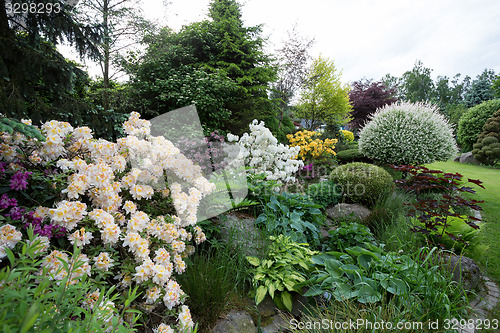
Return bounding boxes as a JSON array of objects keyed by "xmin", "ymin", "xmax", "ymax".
[{"xmin": 66, "ymin": 0, "xmax": 500, "ymax": 85}]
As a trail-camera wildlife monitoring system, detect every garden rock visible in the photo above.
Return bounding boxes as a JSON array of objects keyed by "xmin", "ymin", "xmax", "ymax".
[
  {"xmin": 453, "ymin": 155, "xmax": 461, "ymax": 162},
  {"xmin": 257, "ymin": 296, "xmax": 278, "ymax": 318},
  {"xmin": 459, "ymin": 152, "xmax": 480, "ymax": 165},
  {"xmin": 442, "ymin": 254, "xmax": 481, "ymax": 293},
  {"xmin": 212, "ymin": 310, "xmax": 256, "ymax": 333},
  {"xmin": 218, "ymin": 212, "xmax": 269, "ymax": 257},
  {"xmin": 261, "ymin": 314, "xmax": 289, "ymax": 333},
  {"xmin": 326, "ymin": 203, "xmax": 371, "ymax": 222}
]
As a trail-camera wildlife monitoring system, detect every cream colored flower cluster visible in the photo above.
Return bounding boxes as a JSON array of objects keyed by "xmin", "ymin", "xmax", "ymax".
[
  {"xmin": 227, "ymin": 120, "xmax": 303, "ymax": 183},
  {"xmin": 2, "ymin": 112, "xmax": 212, "ymax": 331},
  {"xmin": 0, "ymin": 224, "xmax": 22, "ymax": 259},
  {"xmin": 41, "ymin": 250, "xmax": 91, "ymax": 283}
]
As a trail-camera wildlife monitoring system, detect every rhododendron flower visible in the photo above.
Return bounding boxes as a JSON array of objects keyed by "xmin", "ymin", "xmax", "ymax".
[
  {"xmin": 0, "ymin": 224, "xmax": 22, "ymax": 259},
  {"xmin": 163, "ymin": 279, "xmax": 183, "ymax": 310},
  {"xmin": 68, "ymin": 227, "xmax": 93, "ymax": 247},
  {"xmin": 94, "ymin": 252, "xmax": 114, "ymax": 272},
  {"xmin": 179, "ymin": 305, "xmax": 194, "ymax": 330},
  {"xmin": 10, "ymin": 170, "xmax": 32, "ymax": 190},
  {"xmin": 153, "ymin": 323, "xmax": 174, "ymax": 333},
  {"xmin": 145, "ymin": 286, "xmax": 162, "ymax": 304}
]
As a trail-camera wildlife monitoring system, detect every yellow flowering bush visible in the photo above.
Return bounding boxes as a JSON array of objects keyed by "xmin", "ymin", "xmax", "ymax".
[
  {"xmin": 287, "ymin": 130, "xmax": 337, "ymax": 161},
  {"xmin": 340, "ymin": 129, "xmax": 354, "ymax": 142},
  {"xmin": 0, "ymin": 112, "xmax": 214, "ymax": 332}
]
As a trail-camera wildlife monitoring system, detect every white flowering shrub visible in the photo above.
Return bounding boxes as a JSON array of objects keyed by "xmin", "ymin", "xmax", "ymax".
[
  {"xmin": 0, "ymin": 112, "xmax": 214, "ymax": 332},
  {"xmin": 227, "ymin": 120, "xmax": 303, "ymax": 183},
  {"xmin": 359, "ymin": 102, "xmax": 458, "ymax": 165}
]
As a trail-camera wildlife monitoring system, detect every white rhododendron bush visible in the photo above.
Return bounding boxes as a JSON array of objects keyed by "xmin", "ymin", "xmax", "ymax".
[
  {"xmin": 0, "ymin": 112, "xmax": 215, "ymax": 332},
  {"xmin": 227, "ymin": 119, "xmax": 303, "ymax": 184}
]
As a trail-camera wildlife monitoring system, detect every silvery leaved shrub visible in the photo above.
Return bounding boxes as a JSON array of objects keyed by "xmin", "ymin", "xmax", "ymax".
[{"xmin": 359, "ymin": 102, "xmax": 458, "ymax": 165}]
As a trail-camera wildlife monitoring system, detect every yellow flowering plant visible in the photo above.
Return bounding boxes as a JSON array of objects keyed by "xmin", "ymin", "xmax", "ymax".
[
  {"xmin": 287, "ymin": 130, "xmax": 337, "ymax": 162},
  {"xmin": 0, "ymin": 112, "xmax": 212, "ymax": 332},
  {"xmin": 340, "ymin": 129, "xmax": 354, "ymax": 142}
]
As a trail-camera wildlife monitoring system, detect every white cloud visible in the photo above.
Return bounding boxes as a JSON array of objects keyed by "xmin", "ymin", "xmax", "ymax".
[{"xmin": 60, "ymin": 0, "xmax": 500, "ymax": 84}]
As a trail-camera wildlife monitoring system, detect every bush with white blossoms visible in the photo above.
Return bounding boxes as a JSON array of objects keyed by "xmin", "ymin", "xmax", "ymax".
[
  {"xmin": 359, "ymin": 102, "xmax": 459, "ymax": 165},
  {"xmin": 0, "ymin": 112, "xmax": 213, "ymax": 332},
  {"xmin": 227, "ymin": 120, "xmax": 303, "ymax": 183}
]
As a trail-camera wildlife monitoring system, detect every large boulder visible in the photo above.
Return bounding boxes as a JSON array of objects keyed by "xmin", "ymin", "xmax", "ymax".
[
  {"xmin": 441, "ymin": 254, "xmax": 481, "ymax": 293},
  {"xmin": 459, "ymin": 152, "xmax": 480, "ymax": 165},
  {"xmin": 212, "ymin": 310, "xmax": 256, "ymax": 333},
  {"xmin": 326, "ymin": 203, "xmax": 371, "ymax": 222}
]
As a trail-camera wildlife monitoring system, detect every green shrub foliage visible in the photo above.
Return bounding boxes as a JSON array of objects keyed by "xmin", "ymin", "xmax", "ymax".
[
  {"xmin": 335, "ymin": 148, "xmax": 369, "ymax": 164},
  {"xmin": 330, "ymin": 162, "xmax": 394, "ymax": 208},
  {"xmin": 472, "ymin": 109, "xmax": 500, "ymax": 164},
  {"xmin": 307, "ymin": 180, "xmax": 342, "ymax": 208},
  {"xmin": 458, "ymin": 99, "xmax": 500, "ymax": 151},
  {"xmin": 359, "ymin": 102, "xmax": 458, "ymax": 165}
]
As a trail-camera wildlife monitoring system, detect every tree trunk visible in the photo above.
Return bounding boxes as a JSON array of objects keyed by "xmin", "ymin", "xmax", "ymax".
[{"xmin": 102, "ymin": 0, "xmax": 110, "ymax": 111}]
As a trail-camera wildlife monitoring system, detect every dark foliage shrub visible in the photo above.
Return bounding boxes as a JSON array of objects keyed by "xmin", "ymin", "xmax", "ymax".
[{"xmin": 390, "ymin": 165, "xmax": 484, "ymax": 247}]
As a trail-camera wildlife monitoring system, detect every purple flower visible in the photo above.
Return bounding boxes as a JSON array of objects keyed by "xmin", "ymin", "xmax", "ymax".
[
  {"xmin": 10, "ymin": 171, "xmax": 32, "ymax": 191},
  {"xmin": 0, "ymin": 194, "xmax": 17, "ymax": 209},
  {"xmin": 8, "ymin": 206, "xmax": 25, "ymax": 220}
]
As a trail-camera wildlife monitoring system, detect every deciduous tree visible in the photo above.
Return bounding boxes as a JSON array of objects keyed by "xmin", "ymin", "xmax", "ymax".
[
  {"xmin": 296, "ymin": 56, "xmax": 352, "ymax": 131},
  {"xmin": 348, "ymin": 79, "xmax": 396, "ymax": 129}
]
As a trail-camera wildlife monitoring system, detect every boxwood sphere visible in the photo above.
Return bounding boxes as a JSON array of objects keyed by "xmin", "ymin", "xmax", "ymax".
[
  {"xmin": 359, "ymin": 102, "xmax": 458, "ymax": 165},
  {"xmin": 330, "ymin": 162, "xmax": 394, "ymax": 208}
]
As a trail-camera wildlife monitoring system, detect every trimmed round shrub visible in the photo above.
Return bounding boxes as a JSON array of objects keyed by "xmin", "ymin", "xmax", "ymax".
[
  {"xmin": 330, "ymin": 162, "xmax": 394, "ymax": 208},
  {"xmin": 458, "ymin": 99, "xmax": 500, "ymax": 152},
  {"xmin": 336, "ymin": 149, "xmax": 370, "ymax": 164},
  {"xmin": 359, "ymin": 102, "xmax": 458, "ymax": 165}
]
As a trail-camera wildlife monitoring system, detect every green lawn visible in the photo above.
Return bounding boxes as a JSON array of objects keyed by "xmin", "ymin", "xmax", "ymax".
[{"xmin": 427, "ymin": 161, "xmax": 500, "ymax": 282}]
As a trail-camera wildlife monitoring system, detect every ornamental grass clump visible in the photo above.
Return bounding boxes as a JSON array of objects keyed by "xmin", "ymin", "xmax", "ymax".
[{"xmin": 359, "ymin": 102, "xmax": 458, "ymax": 165}]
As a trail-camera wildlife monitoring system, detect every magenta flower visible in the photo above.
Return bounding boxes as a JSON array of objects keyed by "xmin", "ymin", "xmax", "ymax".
[{"xmin": 10, "ymin": 171, "xmax": 32, "ymax": 191}]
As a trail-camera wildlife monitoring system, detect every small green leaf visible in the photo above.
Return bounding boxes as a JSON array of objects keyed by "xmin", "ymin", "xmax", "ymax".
[
  {"xmin": 303, "ymin": 286, "xmax": 324, "ymax": 297},
  {"xmin": 281, "ymin": 291, "xmax": 293, "ymax": 311},
  {"xmin": 255, "ymin": 285, "xmax": 267, "ymax": 305},
  {"xmin": 246, "ymin": 256, "xmax": 260, "ymax": 266}
]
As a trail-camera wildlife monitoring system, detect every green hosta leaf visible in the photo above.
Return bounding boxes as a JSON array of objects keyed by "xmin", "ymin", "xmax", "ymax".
[
  {"xmin": 254, "ymin": 273, "xmax": 266, "ymax": 281},
  {"xmin": 340, "ymin": 264, "xmax": 360, "ymax": 275},
  {"xmin": 357, "ymin": 254, "xmax": 373, "ymax": 269},
  {"xmin": 268, "ymin": 282, "xmax": 276, "ymax": 299},
  {"xmin": 298, "ymin": 261, "xmax": 309, "ymax": 270},
  {"xmin": 255, "ymin": 285, "xmax": 267, "ymax": 305},
  {"xmin": 246, "ymin": 256, "xmax": 260, "ymax": 267},
  {"xmin": 331, "ymin": 282, "xmax": 357, "ymax": 300},
  {"xmin": 324, "ymin": 259, "xmax": 343, "ymax": 278},
  {"xmin": 381, "ymin": 278, "xmax": 408, "ymax": 295},
  {"xmin": 304, "ymin": 285, "xmax": 324, "ymax": 297},
  {"xmin": 356, "ymin": 284, "xmax": 382, "ymax": 303},
  {"xmin": 281, "ymin": 291, "xmax": 293, "ymax": 311}
]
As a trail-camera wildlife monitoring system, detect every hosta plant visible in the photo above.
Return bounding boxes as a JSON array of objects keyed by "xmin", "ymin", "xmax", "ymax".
[
  {"xmin": 359, "ymin": 102, "xmax": 458, "ymax": 165},
  {"xmin": 246, "ymin": 235, "xmax": 317, "ymax": 311}
]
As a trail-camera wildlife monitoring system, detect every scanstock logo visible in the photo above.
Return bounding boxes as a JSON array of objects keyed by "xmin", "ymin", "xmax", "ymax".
[{"xmin": 134, "ymin": 105, "xmax": 248, "ymax": 223}]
